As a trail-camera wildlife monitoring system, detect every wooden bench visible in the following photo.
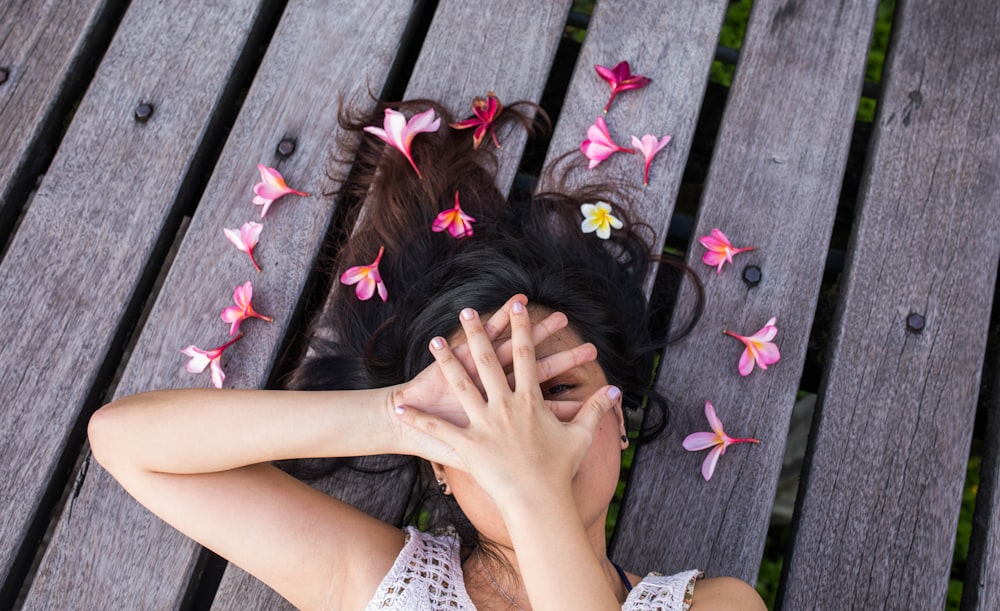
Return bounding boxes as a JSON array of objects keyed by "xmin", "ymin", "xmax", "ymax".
[{"xmin": 1, "ymin": 0, "xmax": 997, "ymax": 608}]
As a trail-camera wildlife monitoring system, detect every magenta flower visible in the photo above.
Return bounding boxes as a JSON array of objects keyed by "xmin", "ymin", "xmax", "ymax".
[
  {"xmin": 594, "ymin": 61, "xmax": 651, "ymax": 113},
  {"xmin": 581, "ymin": 116, "xmax": 635, "ymax": 169},
  {"xmin": 340, "ymin": 246, "xmax": 388, "ymax": 301},
  {"xmin": 364, "ymin": 108, "xmax": 441, "ymax": 179},
  {"xmin": 631, "ymin": 134, "xmax": 672, "ymax": 185},
  {"xmin": 252, "ymin": 164, "xmax": 308, "ymax": 218},
  {"xmin": 433, "ymin": 192, "xmax": 476, "ymax": 238},
  {"xmin": 698, "ymin": 228, "xmax": 755, "ymax": 273},
  {"xmin": 180, "ymin": 334, "xmax": 243, "ymax": 389},
  {"xmin": 683, "ymin": 401, "xmax": 760, "ymax": 481},
  {"xmin": 724, "ymin": 317, "xmax": 780, "ymax": 376},
  {"xmin": 220, "ymin": 280, "xmax": 273, "ymax": 336},
  {"xmin": 450, "ymin": 92, "xmax": 503, "ymax": 149},
  {"xmin": 223, "ymin": 221, "xmax": 264, "ymax": 272}
]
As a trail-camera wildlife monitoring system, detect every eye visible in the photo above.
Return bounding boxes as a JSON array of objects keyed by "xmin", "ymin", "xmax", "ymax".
[{"xmin": 543, "ymin": 383, "xmax": 576, "ymax": 397}]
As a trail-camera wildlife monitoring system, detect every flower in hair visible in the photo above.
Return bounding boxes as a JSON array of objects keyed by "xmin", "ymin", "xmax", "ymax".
[
  {"xmin": 223, "ymin": 221, "xmax": 264, "ymax": 272},
  {"xmin": 450, "ymin": 92, "xmax": 503, "ymax": 149},
  {"xmin": 580, "ymin": 201, "xmax": 623, "ymax": 239},
  {"xmin": 594, "ymin": 61, "xmax": 651, "ymax": 114},
  {"xmin": 364, "ymin": 108, "xmax": 441, "ymax": 179},
  {"xmin": 631, "ymin": 134, "xmax": 672, "ymax": 186},
  {"xmin": 581, "ymin": 116, "xmax": 635, "ymax": 169},
  {"xmin": 698, "ymin": 228, "xmax": 755, "ymax": 274},
  {"xmin": 682, "ymin": 401, "xmax": 759, "ymax": 481},
  {"xmin": 340, "ymin": 246, "xmax": 388, "ymax": 301},
  {"xmin": 723, "ymin": 317, "xmax": 780, "ymax": 376},
  {"xmin": 251, "ymin": 164, "xmax": 308, "ymax": 218},
  {"xmin": 180, "ymin": 334, "xmax": 243, "ymax": 389},
  {"xmin": 221, "ymin": 280, "xmax": 273, "ymax": 336},
  {"xmin": 433, "ymin": 192, "xmax": 476, "ymax": 238}
]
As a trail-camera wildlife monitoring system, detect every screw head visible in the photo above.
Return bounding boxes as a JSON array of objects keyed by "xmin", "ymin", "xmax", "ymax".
[
  {"xmin": 277, "ymin": 138, "xmax": 296, "ymax": 157},
  {"xmin": 906, "ymin": 313, "xmax": 925, "ymax": 333},
  {"xmin": 134, "ymin": 102, "xmax": 154, "ymax": 123},
  {"xmin": 742, "ymin": 265, "xmax": 762, "ymax": 287}
]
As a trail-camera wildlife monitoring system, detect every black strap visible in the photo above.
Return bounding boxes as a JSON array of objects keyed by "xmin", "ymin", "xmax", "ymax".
[{"xmin": 612, "ymin": 562, "xmax": 633, "ymax": 593}]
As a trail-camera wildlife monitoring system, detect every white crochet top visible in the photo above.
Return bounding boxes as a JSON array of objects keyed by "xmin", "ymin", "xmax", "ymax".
[{"xmin": 364, "ymin": 527, "xmax": 701, "ymax": 610}]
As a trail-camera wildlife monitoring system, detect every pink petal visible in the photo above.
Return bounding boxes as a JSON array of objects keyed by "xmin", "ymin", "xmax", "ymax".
[
  {"xmin": 340, "ymin": 266, "xmax": 368, "ymax": 284},
  {"xmin": 255, "ymin": 183, "xmax": 290, "ymax": 200},
  {"xmin": 710, "ymin": 228, "xmax": 732, "ymax": 244},
  {"xmin": 682, "ymin": 432, "xmax": 719, "ymax": 452},
  {"xmin": 756, "ymin": 342, "xmax": 781, "ymax": 367},
  {"xmin": 406, "ymin": 108, "xmax": 441, "ymax": 137},
  {"xmin": 738, "ymin": 349, "xmax": 755, "ymax": 376},
  {"xmin": 180, "ymin": 347, "xmax": 211, "ymax": 373},
  {"xmin": 257, "ymin": 164, "xmax": 281, "ymax": 183},
  {"xmin": 702, "ymin": 446, "xmax": 724, "ymax": 481},
  {"xmin": 209, "ymin": 358, "xmax": 225, "ymax": 389},
  {"xmin": 704, "ymin": 401, "xmax": 725, "ymax": 435},
  {"xmin": 363, "ymin": 125, "xmax": 388, "ymax": 141},
  {"xmin": 355, "ymin": 277, "xmax": 376, "ymax": 301},
  {"xmin": 376, "ymin": 280, "xmax": 388, "ymax": 302}
]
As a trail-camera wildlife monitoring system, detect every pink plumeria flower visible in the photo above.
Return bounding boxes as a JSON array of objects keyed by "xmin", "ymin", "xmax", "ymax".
[
  {"xmin": 580, "ymin": 201, "xmax": 623, "ymax": 239},
  {"xmin": 433, "ymin": 192, "xmax": 476, "ymax": 238},
  {"xmin": 581, "ymin": 116, "xmax": 635, "ymax": 169},
  {"xmin": 180, "ymin": 333, "xmax": 243, "ymax": 389},
  {"xmin": 252, "ymin": 164, "xmax": 308, "ymax": 218},
  {"xmin": 698, "ymin": 228, "xmax": 755, "ymax": 273},
  {"xmin": 723, "ymin": 317, "xmax": 781, "ymax": 376},
  {"xmin": 594, "ymin": 61, "xmax": 651, "ymax": 113},
  {"xmin": 682, "ymin": 401, "xmax": 760, "ymax": 481},
  {"xmin": 220, "ymin": 280, "xmax": 273, "ymax": 336},
  {"xmin": 340, "ymin": 246, "xmax": 388, "ymax": 302},
  {"xmin": 631, "ymin": 134, "xmax": 672, "ymax": 185},
  {"xmin": 449, "ymin": 92, "xmax": 503, "ymax": 149},
  {"xmin": 223, "ymin": 221, "xmax": 264, "ymax": 272},
  {"xmin": 364, "ymin": 108, "xmax": 441, "ymax": 179}
]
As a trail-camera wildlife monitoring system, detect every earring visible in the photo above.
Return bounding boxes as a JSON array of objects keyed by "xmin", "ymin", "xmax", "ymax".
[
  {"xmin": 621, "ymin": 435, "xmax": 628, "ymax": 443},
  {"xmin": 437, "ymin": 478, "xmax": 450, "ymax": 495}
]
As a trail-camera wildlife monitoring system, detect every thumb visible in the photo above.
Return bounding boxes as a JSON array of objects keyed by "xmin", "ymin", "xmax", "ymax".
[{"xmin": 572, "ymin": 385, "xmax": 621, "ymax": 435}]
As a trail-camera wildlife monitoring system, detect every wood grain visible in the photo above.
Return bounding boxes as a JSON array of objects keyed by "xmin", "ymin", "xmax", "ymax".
[
  {"xmin": 781, "ymin": 0, "xmax": 1000, "ymax": 607},
  {"xmin": 0, "ymin": 0, "xmax": 267, "ymax": 602},
  {"xmin": 609, "ymin": 0, "xmax": 878, "ymax": 583},
  {"xmin": 0, "ymin": 0, "xmax": 121, "ymax": 239}
]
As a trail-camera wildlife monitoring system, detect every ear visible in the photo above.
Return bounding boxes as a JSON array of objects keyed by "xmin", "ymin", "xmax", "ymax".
[{"xmin": 431, "ymin": 462, "xmax": 447, "ymax": 481}]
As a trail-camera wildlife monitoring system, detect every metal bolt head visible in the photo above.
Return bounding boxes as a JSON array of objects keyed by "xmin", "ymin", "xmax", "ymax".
[
  {"xmin": 742, "ymin": 265, "xmax": 762, "ymax": 287},
  {"xmin": 906, "ymin": 313, "xmax": 925, "ymax": 333},
  {"xmin": 277, "ymin": 138, "xmax": 296, "ymax": 157},
  {"xmin": 0, "ymin": 68, "xmax": 8, "ymax": 85},
  {"xmin": 134, "ymin": 102, "xmax": 154, "ymax": 123}
]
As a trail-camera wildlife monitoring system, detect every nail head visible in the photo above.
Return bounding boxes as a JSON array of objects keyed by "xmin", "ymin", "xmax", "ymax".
[
  {"xmin": 906, "ymin": 313, "xmax": 925, "ymax": 333},
  {"xmin": 134, "ymin": 102, "xmax": 154, "ymax": 123},
  {"xmin": 742, "ymin": 265, "xmax": 762, "ymax": 287},
  {"xmin": 277, "ymin": 138, "xmax": 296, "ymax": 157}
]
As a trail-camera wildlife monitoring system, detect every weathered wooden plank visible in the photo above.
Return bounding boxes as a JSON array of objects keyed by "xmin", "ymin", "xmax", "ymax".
[
  {"xmin": 21, "ymin": 1, "xmax": 416, "ymax": 608},
  {"xmin": 967, "ymin": 356, "xmax": 1000, "ymax": 610},
  {"xmin": 781, "ymin": 0, "xmax": 1000, "ymax": 607},
  {"xmin": 0, "ymin": 0, "xmax": 124, "ymax": 243},
  {"xmin": 0, "ymin": 0, "xmax": 271, "ymax": 603},
  {"xmin": 212, "ymin": 1, "xmax": 577, "ymax": 607},
  {"xmin": 610, "ymin": 0, "xmax": 879, "ymax": 583}
]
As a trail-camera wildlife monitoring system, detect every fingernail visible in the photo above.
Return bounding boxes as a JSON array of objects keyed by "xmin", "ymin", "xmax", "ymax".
[
  {"xmin": 431, "ymin": 337, "xmax": 445, "ymax": 349},
  {"xmin": 607, "ymin": 386, "xmax": 621, "ymax": 400},
  {"xmin": 461, "ymin": 308, "xmax": 475, "ymax": 320},
  {"xmin": 394, "ymin": 405, "xmax": 406, "ymax": 415},
  {"xmin": 512, "ymin": 301, "xmax": 524, "ymax": 314}
]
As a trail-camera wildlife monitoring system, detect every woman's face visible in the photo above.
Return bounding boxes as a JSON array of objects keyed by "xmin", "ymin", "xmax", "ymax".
[{"xmin": 438, "ymin": 308, "xmax": 627, "ymax": 550}]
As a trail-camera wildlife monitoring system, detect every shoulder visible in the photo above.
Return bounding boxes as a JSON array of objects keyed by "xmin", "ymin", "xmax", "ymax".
[{"xmin": 689, "ymin": 576, "xmax": 766, "ymax": 611}]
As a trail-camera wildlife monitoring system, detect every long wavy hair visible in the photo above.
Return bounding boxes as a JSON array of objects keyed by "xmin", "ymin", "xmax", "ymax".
[{"xmin": 287, "ymin": 97, "xmax": 702, "ymax": 546}]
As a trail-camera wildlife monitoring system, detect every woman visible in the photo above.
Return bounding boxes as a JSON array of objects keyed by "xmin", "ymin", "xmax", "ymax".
[{"xmin": 88, "ymin": 99, "xmax": 765, "ymax": 610}]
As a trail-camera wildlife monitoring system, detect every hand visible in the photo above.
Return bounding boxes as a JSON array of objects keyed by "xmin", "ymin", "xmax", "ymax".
[{"xmin": 394, "ymin": 301, "xmax": 620, "ymax": 505}]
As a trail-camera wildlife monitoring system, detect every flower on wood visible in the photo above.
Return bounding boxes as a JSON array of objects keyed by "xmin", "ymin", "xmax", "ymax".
[
  {"xmin": 340, "ymin": 246, "xmax": 388, "ymax": 302},
  {"xmin": 450, "ymin": 92, "xmax": 503, "ymax": 149},
  {"xmin": 221, "ymin": 280, "xmax": 273, "ymax": 336},
  {"xmin": 180, "ymin": 334, "xmax": 243, "ymax": 389},
  {"xmin": 724, "ymin": 317, "xmax": 780, "ymax": 376},
  {"xmin": 252, "ymin": 164, "xmax": 308, "ymax": 218},
  {"xmin": 631, "ymin": 134, "xmax": 672, "ymax": 185},
  {"xmin": 433, "ymin": 192, "xmax": 476, "ymax": 238},
  {"xmin": 581, "ymin": 116, "xmax": 635, "ymax": 169},
  {"xmin": 682, "ymin": 400, "xmax": 759, "ymax": 481},
  {"xmin": 698, "ymin": 228, "xmax": 755, "ymax": 273},
  {"xmin": 580, "ymin": 201, "xmax": 623, "ymax": 239},
  {"xmin": 223, "ymin": 221, "xmax": 264, "ymax": 272},
  {"xmin": 364, "ymin": 108, "xmax": 441, "ymax": 179},
  {"xmin": 594, "ymin": 61, "xmax": 651, "ymax": 113}
]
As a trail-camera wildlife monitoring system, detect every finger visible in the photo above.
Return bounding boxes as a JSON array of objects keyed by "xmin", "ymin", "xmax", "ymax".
[
  {"xmin": 429, "ymin": 334, "xmax": 489, "ymax": 411},
  {"xmin": 458, "ymin": 308, "xmax": 510, "ymax": 398},
  {"xmin": 393, "ymin": 404, "xmax": 466, "ymax": 470},
  {"xmin": 534, "ymin": 342, "xmax": 597, "ymax": 384},
  {"xmin": 493, "ymin": 310, "xmax": 569, "ymax": 366},
  {"xmin": 572, "ymin": 386, "xmax": 622, "ymax": 436},
  {"xmin": 509, "ymin": 300, "xmax": 540, "ymax": 393},
  {"xmin": 482, "ymin": 294, "xmax": 528, "ymax": 341}
]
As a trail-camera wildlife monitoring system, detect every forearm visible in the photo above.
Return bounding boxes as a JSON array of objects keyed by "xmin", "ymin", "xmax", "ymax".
[{"xmin": 89, "ymin": 387, "xmax": 401, "ymax": 476}]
